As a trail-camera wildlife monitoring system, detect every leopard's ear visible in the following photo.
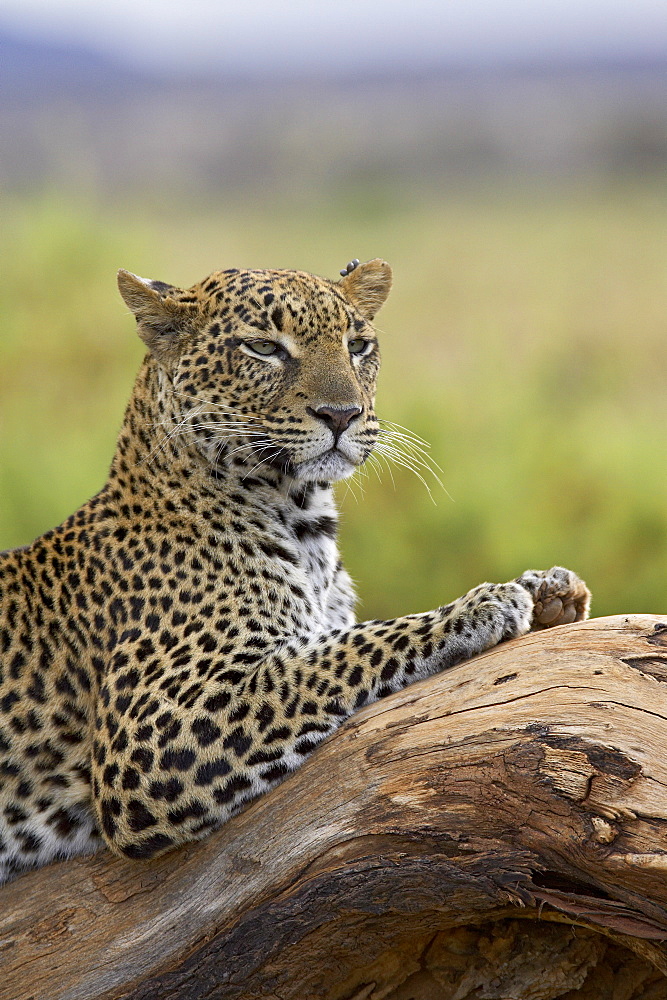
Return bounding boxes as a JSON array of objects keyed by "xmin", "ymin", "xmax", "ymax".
[
  {"xmin": 117, "ymin": 269, "xmax": 191, "ymax": 363},
  {"xmin": 338, "ymin": 258, "xmax": 392, "ymax": 320}
]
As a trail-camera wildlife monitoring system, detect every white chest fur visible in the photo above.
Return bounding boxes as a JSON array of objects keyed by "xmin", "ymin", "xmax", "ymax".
[{"xmin": 283, "ymin": 485, "xmax": 356, "ymax": 631}]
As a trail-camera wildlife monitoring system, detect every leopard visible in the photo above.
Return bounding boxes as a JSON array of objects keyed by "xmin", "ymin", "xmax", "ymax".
[{"xmin": 0, "ymin": 257, "xmax": 590, "ymax": 883}]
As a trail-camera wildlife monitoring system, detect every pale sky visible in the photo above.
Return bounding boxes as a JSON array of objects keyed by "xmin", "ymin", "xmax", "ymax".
[{"xmin": 1, "ymin": 0, "xmax": 665, "ymax": 72}]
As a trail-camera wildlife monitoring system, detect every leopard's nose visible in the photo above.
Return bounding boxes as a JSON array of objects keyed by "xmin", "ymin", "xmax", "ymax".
[{"xmin": 307, "ymin": 404, "xmax": 362, "ymax": 440}]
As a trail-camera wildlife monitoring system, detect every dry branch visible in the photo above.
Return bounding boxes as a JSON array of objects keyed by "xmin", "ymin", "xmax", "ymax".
[{"xmin": 3, "ymin": 614, "xmax": 667, "ymax": 1000}]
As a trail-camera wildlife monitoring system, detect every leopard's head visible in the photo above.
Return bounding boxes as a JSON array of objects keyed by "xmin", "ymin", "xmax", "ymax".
[{"xmin": 117, "ymin": 260, "xmax": 392, "ymax": 484}]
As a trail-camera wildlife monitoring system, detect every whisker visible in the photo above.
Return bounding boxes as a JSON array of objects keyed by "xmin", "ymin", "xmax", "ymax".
[
  {"xmin": 375, "ymin": 441, "xmax": 439, "ymax": 478},
  {"xmin": 340, "ymin": 466, "xmax": 366, "ymax": 504},
  {"xmin": 367, "ymin": 450, "xmax": 396, "ymax": 491},
  {"xmin": 371, "ymin": 417, "xmax": 452, "ymax": 503},
  {"xmin": 377, "ymin": 425, "xmax": 444, "ymax": 469},
  {"xmin": 374, "ymin": 442, "xmax": 449, "ymax": 504},
  {"xmin": 147, "ymin": 388, "xmax": 268, "ymax": 472},
  {"xmin": 375, "ymin": 450, "xmax": 438, "ymax": 502},
  {"xmin": 378, "ymin": 418, "xmax": 431, "ymax": 448},
  {"xmin": 172, "ymin": 388, "xmax": 261, "ymax": 421},
  {"xmin": 142, "ymin": 401, "xmax": 212, "ymax": 466},
  {"xmin": 245, "ymin": 450, "xmax": 279, "ymax": 478},
  {"xmin": 174, "ymin": 425, "xmax": 267, "ymax": 440}
]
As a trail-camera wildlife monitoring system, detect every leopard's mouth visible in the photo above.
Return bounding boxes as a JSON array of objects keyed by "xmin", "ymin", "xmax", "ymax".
[{"xmin": 229, "ymin": 435, "xmax": 367, "ymax": 482}]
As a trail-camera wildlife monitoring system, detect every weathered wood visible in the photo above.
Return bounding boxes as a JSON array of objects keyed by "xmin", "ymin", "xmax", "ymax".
[{"xmin": 2, "ymin": 614, "xmax": 667, "ymax": 1000}]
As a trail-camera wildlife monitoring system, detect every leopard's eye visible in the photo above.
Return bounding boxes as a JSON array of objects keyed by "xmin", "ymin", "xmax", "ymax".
[
  {"xmin": 348, "ymin": 338, "xmax": 370, "ymax": 356},
  {"xmin": 248, "ymin": 339, "xmax": 280, "ymax": 356}
]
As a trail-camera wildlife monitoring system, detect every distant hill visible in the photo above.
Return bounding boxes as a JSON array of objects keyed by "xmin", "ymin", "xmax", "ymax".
[
  {"xmin": 1, "ymin": 24, "xmax": 665, "ymax": 197},
  {"xmin": 0, "ymin": 27, "xmax": 152, "ymax": 98}
]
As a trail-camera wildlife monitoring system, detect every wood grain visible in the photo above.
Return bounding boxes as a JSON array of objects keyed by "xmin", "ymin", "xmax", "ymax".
[{"xmin": 3, "ymin": 615, "xmax": 667, "ymax": 1000}]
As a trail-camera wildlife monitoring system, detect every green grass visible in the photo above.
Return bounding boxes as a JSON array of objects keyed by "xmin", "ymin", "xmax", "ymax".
[{"xmin": 1, "ymin": 184, "xmax": 665, "ymax": 618}]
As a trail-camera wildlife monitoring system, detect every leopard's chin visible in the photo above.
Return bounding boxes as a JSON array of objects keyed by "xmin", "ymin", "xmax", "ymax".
[{"xmin": 291, "ymin": 449, "xmax": 360, "ymax": 484}]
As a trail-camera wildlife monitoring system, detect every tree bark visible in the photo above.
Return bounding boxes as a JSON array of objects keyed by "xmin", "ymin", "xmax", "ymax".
[{"xmin": 3, "ymin": 614, "xmax": 667, "ymax": 1000}]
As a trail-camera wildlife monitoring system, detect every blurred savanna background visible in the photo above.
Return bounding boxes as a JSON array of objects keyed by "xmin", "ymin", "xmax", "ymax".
[{"xmin": 0, "ymin": 0, "xmax": 665, "ymax": 618}]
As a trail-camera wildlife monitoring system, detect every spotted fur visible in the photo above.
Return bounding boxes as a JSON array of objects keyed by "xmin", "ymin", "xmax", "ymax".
[{"xmin": 0, "ymin": 259, "xmax": 590, "ymax": 882}]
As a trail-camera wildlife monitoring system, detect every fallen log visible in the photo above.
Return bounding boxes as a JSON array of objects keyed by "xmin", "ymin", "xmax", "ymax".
[{"xmin": 3, "ymin": 614, "xmax": 667, "ymax": 1000}]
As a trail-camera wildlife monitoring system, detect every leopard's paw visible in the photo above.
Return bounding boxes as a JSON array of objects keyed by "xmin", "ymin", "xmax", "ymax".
[{"xmin": 516, "ymin": 566, "xmax": 591, "ymax": 629}]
